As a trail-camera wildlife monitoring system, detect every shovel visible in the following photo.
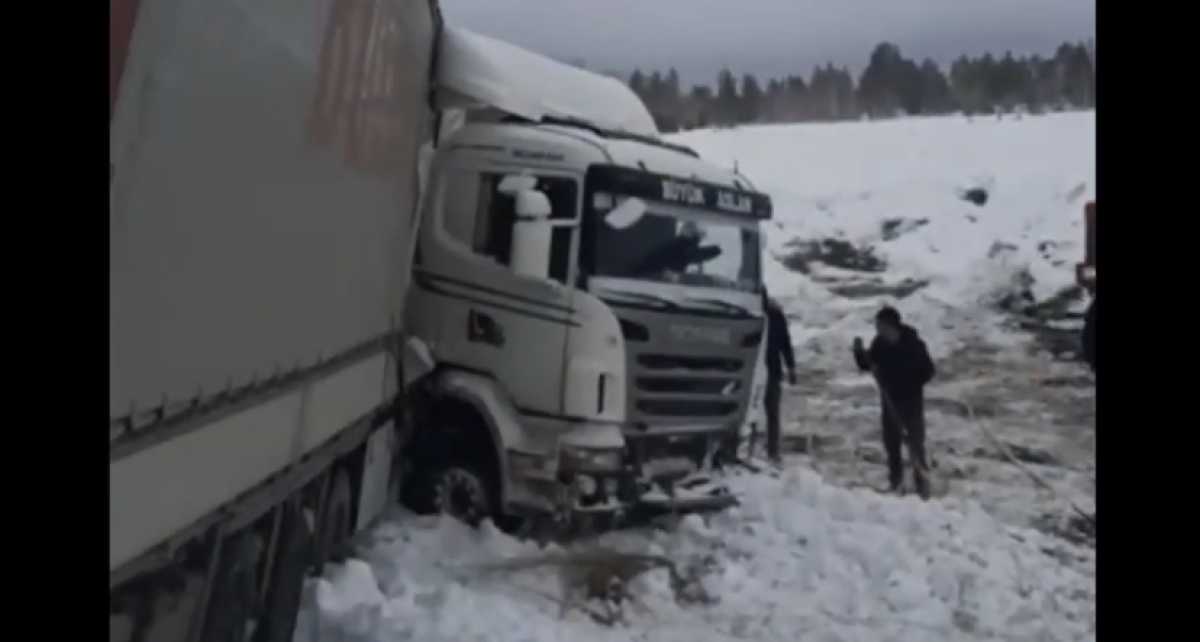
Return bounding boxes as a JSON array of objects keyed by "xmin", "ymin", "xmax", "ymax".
[{"xmin": 868, "ymin": 367, "xmax": 937, "ymax": 499}]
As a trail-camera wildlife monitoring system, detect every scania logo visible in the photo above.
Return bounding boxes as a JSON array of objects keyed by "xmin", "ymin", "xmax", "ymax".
[{"xmin": 668, "ymin": 324, "xmax": 731, "ymax": 345}]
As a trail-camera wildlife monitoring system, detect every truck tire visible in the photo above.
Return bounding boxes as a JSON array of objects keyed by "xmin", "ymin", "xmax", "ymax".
[
  {"xmin": 314, "ymin": 469, "xmax": 353, "ymax": 572},
  {"xmin": 403, "ymin": 410, "xmax": 523, "ymax": 532},
  {"xmin": 429, "ymin": 462, "xmax": 496, "ymax": 528},
  {"xmin": 253, "ymin": 504, "xmax": 313, "ymax": 642},
  {"xmin": 406, "ymin": 461, "xmax": 528, "ymax": 534},
  {"xmin": 202, "ymin": 533, "xmax": 258, "ymax": 642}
]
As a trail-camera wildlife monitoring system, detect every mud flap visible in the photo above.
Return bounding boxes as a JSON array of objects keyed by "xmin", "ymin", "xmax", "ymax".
[
  {"xmin": 402, "ymin": 336, "xmax": 436, "ymax": 388},
  {"xmin": 356, "ymin": 423, "xmax": 395, "ymax": 531}
]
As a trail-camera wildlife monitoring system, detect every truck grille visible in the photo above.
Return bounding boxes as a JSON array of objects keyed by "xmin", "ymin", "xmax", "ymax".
[
  {"xmin": 611, "ymin": 308, "xmax": 762, "ymax": 434},
  {"xmin": 630, "ymin": 352, "xmax": 749, "ymax": 423},
  {"xmin": 636, "ymin": 354, "xmax": 742, "ymax": 372},
  {"xmin": 635, "ymin": 399, "xmax": 738, "ymax": 417},
  {"xmin": 636, "ymin": 377, "xmax": 739, "ymax": 395}
]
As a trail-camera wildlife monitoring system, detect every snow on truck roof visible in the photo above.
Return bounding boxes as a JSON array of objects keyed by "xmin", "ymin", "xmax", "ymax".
[
  {"xmin": 436, "ymin": 27, "xmax": 660, "ymax": 138},
  {"xmin": 603, "ymin": 136, "xmax": 758, "ymax": 193}
]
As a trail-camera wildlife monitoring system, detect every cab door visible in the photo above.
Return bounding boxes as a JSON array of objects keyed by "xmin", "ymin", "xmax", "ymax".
[{"xmin": 413, "ymin": 151, "xmax": 581, "ymax": 416}]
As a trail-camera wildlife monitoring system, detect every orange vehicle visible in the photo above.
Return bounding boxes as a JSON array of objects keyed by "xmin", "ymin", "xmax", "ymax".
[{"xmin": 1076, "ymin": 201, "xmax": 1096, "ymax": 293}]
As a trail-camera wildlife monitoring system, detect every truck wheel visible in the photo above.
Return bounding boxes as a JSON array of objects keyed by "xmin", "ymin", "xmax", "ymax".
[
  {"xmin": 430, "ymin": 463, "xmax": 495, "ymax": 527},
  {"xmin": 314, "ymin": 469, "xmax": 353, "ymax": 572},
  {"xmin": 202, "ymin": 533, "xmax": 257, "ymax": 642},
  {"xmin": 253, "ymin": 504, "xmax": 313, "ymax": 642}
]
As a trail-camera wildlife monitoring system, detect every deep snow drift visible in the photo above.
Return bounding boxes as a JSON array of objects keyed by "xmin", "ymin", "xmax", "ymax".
[
  {"xmin": 299, "ymin": 469, "xmax": 1093, "ymax": 642},
  {"xmin": 299, "ymin": 112, "xmax": 1096, "ymax": 641}
]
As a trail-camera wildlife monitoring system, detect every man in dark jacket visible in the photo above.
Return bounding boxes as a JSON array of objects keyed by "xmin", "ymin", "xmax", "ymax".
[
  {"xmin": 635, "ymin": 221, "xmax": 722, "ymax": 276},
  {"xmin": 763, "ymin": 292, "xmax": 797, "ymax": 463},
  {"xmin": 852, "ymin": 306, "xmax": 936, "ymax": 499}
]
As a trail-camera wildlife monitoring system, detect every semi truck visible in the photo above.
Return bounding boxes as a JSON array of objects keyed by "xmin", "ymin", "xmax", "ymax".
[{"xmin": 110, "ymin": 2, "xmax": 772, "ymax": 640}]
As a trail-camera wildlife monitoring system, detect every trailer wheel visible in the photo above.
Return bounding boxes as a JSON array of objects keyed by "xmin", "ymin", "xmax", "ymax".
[
  {"xmin": 202, "ymin": 533, "xmax": 257, "ymax": 642},
  {"xmin": 253, "ymin": 504, "xmax": 313, "ymax": 642},
  {"xmin": 314, "ymin": 469, "xmax": 353, "ymax": 572}
]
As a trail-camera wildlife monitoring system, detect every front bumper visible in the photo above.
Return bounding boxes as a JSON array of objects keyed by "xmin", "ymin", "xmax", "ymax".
[
  {"xmin": 559, "ymin": 466, "xmax": 739, "ymax": 516},
  {"xmin": 507, "ymin": 421, "xmax": 740, "ymax": 518},
  {"xmin": 634, "ymin": 470, "xmax": 739, "ymax": 513},
  {"xmin": 558, "ymin": 430, "xmax": 740, "ymax": 516}
]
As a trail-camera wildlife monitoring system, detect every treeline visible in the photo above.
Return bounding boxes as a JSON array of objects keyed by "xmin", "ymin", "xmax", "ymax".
[{"xmin": 626, "ymin": 41, "xmax": 1095, "ymax": 132}]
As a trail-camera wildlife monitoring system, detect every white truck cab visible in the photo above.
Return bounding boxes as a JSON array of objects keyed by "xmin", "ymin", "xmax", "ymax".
[
  {"xmin": 108, "ymin": 8, "xmax": 773, "ymax": 639},
  {"xmin": 402, "ymin": 28, "xmax": 774, "ymax": 526}
]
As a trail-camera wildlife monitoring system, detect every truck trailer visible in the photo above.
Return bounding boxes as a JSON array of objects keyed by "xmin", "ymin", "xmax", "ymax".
[
  {"xmin": 110, "ymin": 1, "xmax": 441, "ymax": 640},
  {"xmin": 110, "ymin": 2, "xmax": 773, "ymax": 640}
]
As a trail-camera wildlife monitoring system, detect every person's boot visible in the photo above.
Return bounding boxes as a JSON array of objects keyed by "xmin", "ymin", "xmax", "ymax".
[
  {"xmin": 914, "ymin": 469, "xmax": 931, "ymax": 500},
  {"xmin": 887, "ymin": 459, "xmax": 904, "ymax": 493}
]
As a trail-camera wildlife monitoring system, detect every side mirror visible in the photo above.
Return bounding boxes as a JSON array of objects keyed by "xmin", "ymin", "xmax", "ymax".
[
  {"xmin": 510, "ymin": 188, "xmax": 554, "ymax": 279},
  {"xmin": 515, "ymin": 189, "xmax": 552, "ymax": 219},
  {"xmin": 603, "ymin": 197, "xmax": 647, "ymax": 230},
  {"xmin": 498, "ymin": 174, "xmax": 538, "ymax": 195}
]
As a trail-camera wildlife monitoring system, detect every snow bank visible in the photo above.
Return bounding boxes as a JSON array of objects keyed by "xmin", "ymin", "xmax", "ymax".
[{"xmin": 299, "ymin": 469, "xmax": 1093, "ymax": 642}]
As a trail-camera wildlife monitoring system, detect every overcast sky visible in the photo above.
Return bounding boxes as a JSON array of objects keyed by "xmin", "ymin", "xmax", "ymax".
[{"xmin": 441, "ymin": 0, "xmax": 1095, "ymax": 87}]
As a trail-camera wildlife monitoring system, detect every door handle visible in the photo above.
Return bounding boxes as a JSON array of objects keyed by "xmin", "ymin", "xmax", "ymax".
[{"xmin": 467, "ymin": 309, "xmax": 505, "ymax": 347}]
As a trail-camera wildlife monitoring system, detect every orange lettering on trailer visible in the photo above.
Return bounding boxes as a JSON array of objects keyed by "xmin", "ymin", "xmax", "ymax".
[
  {"xmin": 308, "ymin": 0, "xmax": 423, "ymax": 175},
  {"xmin": 110, "ymin": 0, "xmax": 143, "ymax": 121}
]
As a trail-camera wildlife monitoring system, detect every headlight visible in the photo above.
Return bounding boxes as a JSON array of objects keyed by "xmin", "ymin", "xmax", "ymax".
[
  {"xmin": 509, "ymin": 451, "xmax": 554, "ymax": 478},
  {"xmin": 560, "ymin": 446, "xmax": 622, "ymax": 471},
  {"xmin": 575, "ymin": 475, "xmax": 598, "ymax": 496}
]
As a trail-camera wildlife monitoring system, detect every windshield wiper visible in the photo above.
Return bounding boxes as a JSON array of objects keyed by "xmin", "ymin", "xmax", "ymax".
[
  {"xmin": 597, "ymin": 288, "xmax": 679, "ymax": 310},
  {"xmin": 682, "ymin": 297, "xmax": 754, "ymax": 317}
]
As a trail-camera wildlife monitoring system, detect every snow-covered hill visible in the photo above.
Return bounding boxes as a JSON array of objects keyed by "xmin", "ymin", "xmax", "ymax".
[
  {"xmin": 298, "ymin": 112, "xmax": 1096, "ymax": 642},
  {"xmin": 672, "ymin": 111, "xmax": 1094, "ymax": 369},
  {"xmin": 675, "ymin": 111, "xmax": 1095, "ymax": 543}
]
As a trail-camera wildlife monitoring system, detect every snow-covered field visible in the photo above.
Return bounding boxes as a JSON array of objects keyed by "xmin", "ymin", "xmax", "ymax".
[
  {"xmin": 299, "ymin": 111, "xmax": 1096, "ymax": 642},
  {"xmin": 674, "ymin": 111, "xmax": 1095, "ymax": 538},
  {"xmin": 672, "ymin": 111, "xmax": 1095, "ymax": 362}
]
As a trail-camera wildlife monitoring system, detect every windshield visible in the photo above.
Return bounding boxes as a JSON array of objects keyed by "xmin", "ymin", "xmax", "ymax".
[{"xmin": 585, "ymin": 198, "xmax": 761, "ymax": 292}]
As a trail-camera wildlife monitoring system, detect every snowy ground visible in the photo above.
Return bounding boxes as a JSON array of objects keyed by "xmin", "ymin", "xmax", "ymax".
[
  {"xmin": 298, "ymin": 112, "xmax": 1096, "ymax": 641},
  {"xmin": 672, "ymin": 111, "xmax": 1095, "ymax": 542}
]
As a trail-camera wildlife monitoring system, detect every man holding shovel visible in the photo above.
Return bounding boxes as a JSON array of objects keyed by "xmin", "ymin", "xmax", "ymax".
[{"xmin": 853, "ymin": 306, "xmax": 936, "ymax": 499}]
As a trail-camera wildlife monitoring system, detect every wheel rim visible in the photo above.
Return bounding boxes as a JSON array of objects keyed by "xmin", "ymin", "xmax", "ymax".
[{"xmin": 433, "ymin": 467, "xmax": 489, "ymax": 525}]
